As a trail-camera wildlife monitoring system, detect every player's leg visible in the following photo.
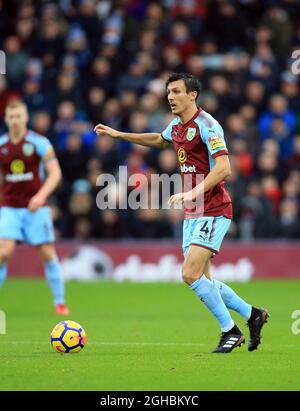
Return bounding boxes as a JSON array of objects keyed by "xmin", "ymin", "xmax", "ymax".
[
  {"xmin": 23, "ymin": 206, "xmax": 69, "ymax": 315},
  {"xmin": 183, "ymin": 216, "xmax": 246, "ymax": 353},
  {"xmin": 0, "ymin": 206, "xmax": 24, "ymax": 286},
  {"xmin": 36, "ymin": 243, "xmax": 69, "ymax": 314},
  {"xmin": 204, "ymin": 253, "xmax": 269, "ymax": 352},
  {"xmin": 182, "ymin": 245, "xmax": 245, "ymax": 353},
  {"xmin": 0, "ymin": 239, "xmax": 16, "ymax": 286},
  {"xmin": 182, "ymin": 245, "xmax": 234, "ymax": 331},
  {"xmin": 204, "ymin": 259, "xmax": 252, "ymax": 319}
]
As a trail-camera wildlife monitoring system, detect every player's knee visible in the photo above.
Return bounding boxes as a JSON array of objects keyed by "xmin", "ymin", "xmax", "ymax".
[
  {"xmin": 41, "ymin": 253, "xmax": 56, "ymax": 264},
  {"xmin": 38, "ymin": 245, "xmax": 57, "ymax": 263},
  {"xmin": 182, "ymin": 265, "xmax": 200, "ymax": 285},
  {"xmin": 0, "ymin": 249, "xmax": 13, "ymax": 263}
]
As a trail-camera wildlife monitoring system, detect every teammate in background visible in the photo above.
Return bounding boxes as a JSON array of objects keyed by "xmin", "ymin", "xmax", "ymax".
[
  {"xmin": 94, "ymin": 73, "xmax": 269, "ymax": 353},
  {"xmin": 0, "ymin": 101, "xmax": 69, "ymax": 315}
]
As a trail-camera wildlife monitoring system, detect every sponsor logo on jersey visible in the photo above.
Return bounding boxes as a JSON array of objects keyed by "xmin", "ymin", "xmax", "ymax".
[
  {"xmin": 6, "ymin": 159, "xmax": 34, "ymax": 182},
  {"xmin": 180, "ymin": 164, "xmax": 196, "ymax": 173},
  {"xmin": 208, "ymin": 136, "xmax": 225, "ymax": 151},
  {"xmin": 10, "ymin": 159, "xmax": 25, "ymax": 174},
  {"xmin": 22, "ymin": 143, "xmax": 34, "ymax": 156},
  {"xmin": 186, "ymin": 128, "xmax": 196, "ymax": 141},
  {"xmin": 6, "ymin": 172, "xmax": 34, "ymax": 182},
  {"xmin": 177, "ymin": 148, "xmax": 186, "ymax": 163},
  {"xmin": 0, "ymin": 147, "xmax": 8, "ymax": 155}
]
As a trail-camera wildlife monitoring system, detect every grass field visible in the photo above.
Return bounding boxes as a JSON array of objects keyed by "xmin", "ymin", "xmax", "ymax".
[{"xmin": 0, "ymin": 278, "xmax": 300, "ymax": 391}]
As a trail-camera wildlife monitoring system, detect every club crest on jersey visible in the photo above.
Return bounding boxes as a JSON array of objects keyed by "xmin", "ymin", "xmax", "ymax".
[
  {"xmin": 177, "ymin": 148, "xmax": 186, "ymax": 163},
  {"xmin": 22, "ymin": 143, "xmax": 34, "ymax": 156},
  {"xmin": 208, "ymin": 136, "xmax": 225, "ymax": 151},
  {"xmin": 186, "ymin": 128, "xmax": 196, "ymax": 141}
]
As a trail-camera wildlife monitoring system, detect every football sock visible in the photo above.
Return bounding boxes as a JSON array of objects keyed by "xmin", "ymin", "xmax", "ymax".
[
  {"xmin": 0, "ymin": 264, "xmax": 7, "ymax": 287},
  {"xmin": 190, "ymin": 275, "xmax": 234, "ymax": 332},
  {"xmin": 213, "ymin": 279, "xmax": 252, "ymax": 320},
  {"xmin": 44, "ymin": 257, "xmax": 65, "ymax": 305}
]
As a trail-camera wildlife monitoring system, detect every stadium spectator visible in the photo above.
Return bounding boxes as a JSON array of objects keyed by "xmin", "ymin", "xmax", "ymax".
[
  {"xmin": 238, "ymin": 181, "xmax": 275, "ymax": 240},
  {"xmin": 31, "ymin": 110, "xmax": 55, "ymax": 143},
  {"xmin": 276, "ymin": 198, "xmax": 300, "ymax": 238},
  {"xmin": 67, "ymin": 179, "xmax": 93, "ymax": 237},
  {"xmin": 258, "ymin": 94, "xmax": 296, "ymax": 160},
  {"xmin": 93, "ymin": 134, "xmax": 121, "ymax": 174},
  {"xmin": 92, "ymin": 209, "xmax": 126, "ymax": 239},
  {"xmin": 285, "ymin": 135, "xmax": 300, "ymax": 173},
  {"xmin": 4, "ymin": 35, "xmax": 28, "ymax": 88},
  {"xmin": 58, "ymin": 131, "xmax": 90, "ymax": 184}
]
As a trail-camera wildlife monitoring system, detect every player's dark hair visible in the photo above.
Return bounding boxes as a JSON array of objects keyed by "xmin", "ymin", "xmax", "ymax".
[{"xmin": 166, "ymin": 73, "xmax": 201, "ymax": 99}]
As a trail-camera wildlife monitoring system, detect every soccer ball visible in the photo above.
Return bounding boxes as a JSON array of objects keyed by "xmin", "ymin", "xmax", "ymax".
[{"xmin": 50, "ymin": 320, "xmax": 86, "ymax": 353}]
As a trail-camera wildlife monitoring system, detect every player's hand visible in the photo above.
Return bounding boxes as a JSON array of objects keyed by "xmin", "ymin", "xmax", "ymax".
[
  {"xmin": 28, "ymin": 194, "xmax": 46, "ymax": 212},
  {"xmin": 94, "ymin": 123, "xmax": 119, "ymax": 138},
  {"xmin": 168, "ymin": 191, "xmax": 195, "ymax": 207}
]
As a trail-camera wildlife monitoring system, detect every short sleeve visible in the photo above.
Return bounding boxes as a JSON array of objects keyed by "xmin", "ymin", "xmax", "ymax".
[
  {"xmin": 161, "ymin": 118, "xmax": 179, "ymax": 143},
  {"xmin": 35, "ymin": 137, "xmax": 56, "ymax": 161},
  {"xmin": 200, "ymin": 122, "xmax": 228, "ymax": 159}
]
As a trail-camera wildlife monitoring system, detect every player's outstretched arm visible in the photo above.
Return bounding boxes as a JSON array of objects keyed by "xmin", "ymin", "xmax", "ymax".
[
  {"xmin": 28, "ymin": 158, "xmax": 62, "ymax": 212},
  {"xmin": 94, "ymin": 123, "xmax": 170, "ymax": 149}
]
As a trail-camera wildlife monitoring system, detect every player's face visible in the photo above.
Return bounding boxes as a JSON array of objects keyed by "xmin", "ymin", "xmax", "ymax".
[
  {"xmin": 5, "ymin": 106, "xmax": 29, "ymax": 133},
  {"xmin": 167, "ymin": 80, "xmax": 197, "ymax": 116}
]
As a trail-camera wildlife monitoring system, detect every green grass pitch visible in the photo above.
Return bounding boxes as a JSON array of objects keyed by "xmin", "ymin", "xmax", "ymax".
[{"xmin": 0, "ymin": 278, "xmax": 300, "ymax": 391}]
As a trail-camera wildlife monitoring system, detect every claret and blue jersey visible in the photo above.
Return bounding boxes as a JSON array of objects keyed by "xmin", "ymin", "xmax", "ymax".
[
  {"xmin": 0, "ymin": 130, "xmax": 55, "ymax": 245},
  {"xmin": 162, "ymin": 107, "xmax": 232, "ymax": 254},
  {"xmin": 162, "ymin": 107, "xmax": 232, "ymax": 220},
  {"xmin": 0, "ymin": 130, "xmax": 55, "ymax": 208}
]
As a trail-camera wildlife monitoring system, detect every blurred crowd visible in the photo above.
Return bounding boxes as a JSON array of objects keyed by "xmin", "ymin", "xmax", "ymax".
[{"xmin": 1, "ymin": 0, "xmax": 300, "ymax": 241}]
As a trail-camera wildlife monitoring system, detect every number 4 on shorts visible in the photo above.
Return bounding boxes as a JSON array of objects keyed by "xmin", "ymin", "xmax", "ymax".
[{"xmin": 198, "ymin": 220, "xmax": 212, "ymax": 241}]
